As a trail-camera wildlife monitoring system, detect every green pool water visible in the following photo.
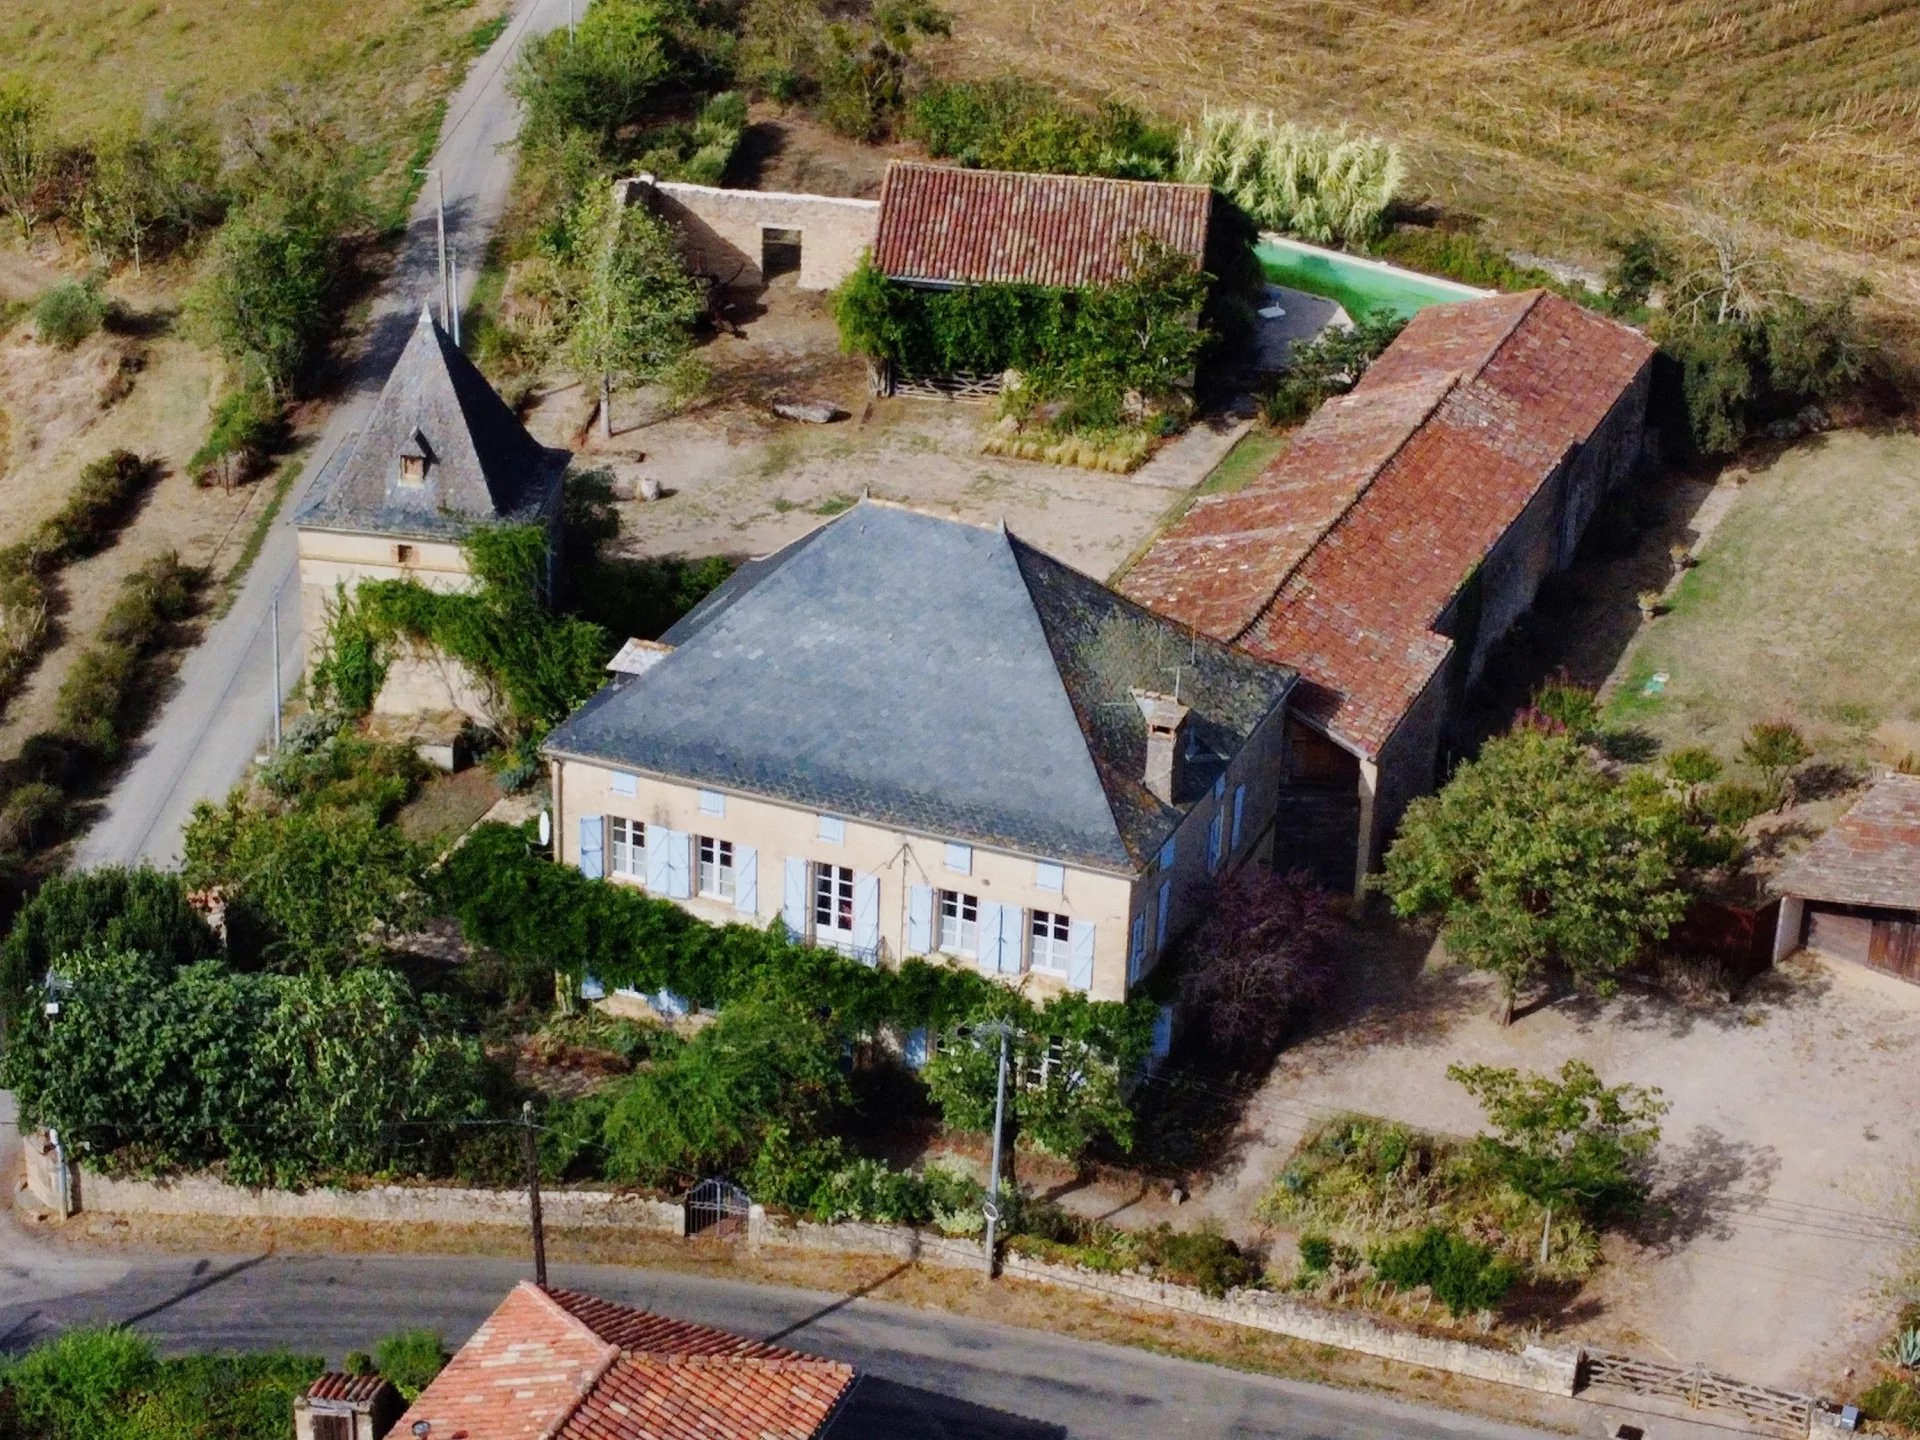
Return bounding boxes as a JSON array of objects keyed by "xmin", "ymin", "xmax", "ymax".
[{"xmin": 1255, "ymin": 238, "xmax": 1484, "ymax": 321}]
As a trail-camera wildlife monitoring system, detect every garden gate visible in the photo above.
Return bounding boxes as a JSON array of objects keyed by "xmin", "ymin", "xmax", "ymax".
[
  {"xmin": 1579, "ymin": 1350, "xmax": 1818, "ymax": 1436},
  {"xmin": 684, "ymin": 1177, "xmax": 750, "ymax": 1239}
]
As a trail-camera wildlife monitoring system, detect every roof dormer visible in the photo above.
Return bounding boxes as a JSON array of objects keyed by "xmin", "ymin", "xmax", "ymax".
[{"xmin": 398, "ymin": 429, "xmax": 433, "ymax": 488}]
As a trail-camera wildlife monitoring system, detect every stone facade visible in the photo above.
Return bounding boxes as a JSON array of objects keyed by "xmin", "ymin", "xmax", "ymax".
[{"xmin": 628, "ymin": 177, "xmax": 879, "ymax": 291}]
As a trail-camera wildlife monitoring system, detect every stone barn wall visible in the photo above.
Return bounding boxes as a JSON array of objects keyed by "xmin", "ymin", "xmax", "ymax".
[{"xmin": 624, "ymin": 176, "xmax": 879, "ymax": 291}]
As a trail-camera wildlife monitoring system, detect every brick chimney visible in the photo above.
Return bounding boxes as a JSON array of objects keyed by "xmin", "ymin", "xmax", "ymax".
[{"xmin": 1133, "ymin": 690, "xmax": 1191, "ymax": 805}]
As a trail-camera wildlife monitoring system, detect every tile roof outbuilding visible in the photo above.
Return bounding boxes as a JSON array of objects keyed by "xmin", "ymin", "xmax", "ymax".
[
  {"xmin": 1775, "ymin": 774, "xmax": 1920, "ymax": 911},
  {"xmin": 1120, "ymin": 290, "xmax": 1655, "ymax": 758},
  {"xmin": 873, "ymin": 161, "xmax": 1214, "ymax": 289}
]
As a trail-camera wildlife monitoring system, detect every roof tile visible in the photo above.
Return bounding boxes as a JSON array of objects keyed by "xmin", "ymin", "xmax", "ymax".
[{"xmin": 1776, "ymin": 774, "xmax": 1920, "ymax": 910}]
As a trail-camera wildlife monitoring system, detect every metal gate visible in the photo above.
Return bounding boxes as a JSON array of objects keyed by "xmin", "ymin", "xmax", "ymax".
[{"xmin": 684, "ymin": 1177, "xmax": 750, "ymax": 1239}]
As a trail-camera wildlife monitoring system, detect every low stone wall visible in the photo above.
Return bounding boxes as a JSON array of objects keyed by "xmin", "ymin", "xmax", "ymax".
[
  {"xmin": 72, "ymin": 1166, "xmax": 685, "ymax": 1235},
  {"xmin": 745, "ymin": 1207, "xmax": 1580, "ymax": 1396},
  {"xmin": 623, "ymin": 176, "xmax": 879, "ymax": 291}
]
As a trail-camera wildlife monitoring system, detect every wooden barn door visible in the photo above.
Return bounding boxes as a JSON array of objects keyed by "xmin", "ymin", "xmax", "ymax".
[{"xmin": 1868, "ymin": 916, "xmax": 1920, "ymax": 982}]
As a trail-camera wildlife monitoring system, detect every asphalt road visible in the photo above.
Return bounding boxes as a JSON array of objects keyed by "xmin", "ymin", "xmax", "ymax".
[{"xmin": 73, "ymin": 0, "xmax": 575, "ymax": 870}]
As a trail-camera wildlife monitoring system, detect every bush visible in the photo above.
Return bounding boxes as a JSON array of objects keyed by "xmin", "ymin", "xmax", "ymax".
[
  {"xmin": 189, "ymin": 380, "xmax": 284, "ymax": 490},
  {"xmin": 1138, "ymin": 1222, "xmax": 1264, "ymax": 1297},
  {"xmin": 1371, "ymin": 1225, "xmax": 1519, "ymax": 1316},
  {"xmin": 1297, "ymin": 1233, "xmax": 1335, "ymax": 1274},
  {"xmin": 1373, "ymin": 227, "xmax": 1599, "ymax": 305},
  {"xmin": 43, "ymin": 450, "xmax": 155, "ymax": 562},
  {"xmin": 1696, "ymin": 780, "xmax": 1770, "ymax": 831},
  {"xmin": 0, "ymin": 1327, "xmax": 159, "ymax": 1440},
  {"xmin": 1262, "ymin": 312, "xmax": 1405, "ymax": 426},
  {"xmin": 1859, "ymin": 1377, "xmax": 1920, "ymax": 1428},
  {"xmin": 908, "ymin": 79, "xmax": 1176, "ymax": 178},
  {"xmin": 49, "ymin": 552, "xmax": 199, "ymax": 760},
  {"xmin": 373, "ymin": 1330, "xmax": 447, "ymax": 1401},
  {"xmin": 1179, "ymin": 870, "xmax": 1337, "ymax": 1061},
  {"xmin": 33, "ymin": 279, "xmax": 107, "ymax": 349},
  {"xmin": 1179, "ymin": 111, "xmax": 1401, "ymax": 246}
]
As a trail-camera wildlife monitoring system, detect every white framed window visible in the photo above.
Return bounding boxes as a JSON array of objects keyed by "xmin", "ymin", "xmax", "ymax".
[
  {"xmin": 938, "ymin": 890, "xmax": 980, "ymax": 955},
  {"xmin": 814, "ymin": 863, "xmax": 855, "ymax": 945},
  {"xmin": 699, "ymin": 789, "xmax": 726, "ymax": 816},
  {"xmin": 1029, "ymin": 909, "xmax": 1071, "ymax": 974},
  {"xmin": 944, "ymin": 842, "xmax": 973, "ymax": 875},
  {"xmin": 818, "ymin": 814, "xmax": 845, "ymax": 844},
  {"xmin": 696, "ymin": 836, "xmax": 735, "ymax": 900},
  {"xmin": 1035, "ymin": 861, "xmax": 1065, "ymax": 893},
  {"xmin": 609, "ymin": 817, "xmax": 646, "ymax": 879},
  {"xmin": 610, "ymin": 771, "xmax": 638, "ymax": 797}
]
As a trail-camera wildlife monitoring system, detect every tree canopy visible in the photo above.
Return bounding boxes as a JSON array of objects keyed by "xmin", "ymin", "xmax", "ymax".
[{"xmin": 1377, "ymin": 727, "xmax": 1695, "ymax": 1019}]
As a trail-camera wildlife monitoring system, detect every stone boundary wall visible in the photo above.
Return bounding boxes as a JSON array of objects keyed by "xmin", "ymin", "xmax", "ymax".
[
  {"xmin": 66, "ymin": 1165, "xmax": 685, "ymax": 1235},
  {"xmin": 746, "ymin": 1208, "xmax": 1581, "ymax": 1397},
  {"xmin": 621, "ymin": 176, "xmax": 879, "ymax": 291}
]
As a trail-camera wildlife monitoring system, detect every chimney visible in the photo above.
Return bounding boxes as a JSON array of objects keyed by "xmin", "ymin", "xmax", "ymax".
[{"xmin": 1133, "ymin": 690, "xmax": 1191, "ymax": 805}]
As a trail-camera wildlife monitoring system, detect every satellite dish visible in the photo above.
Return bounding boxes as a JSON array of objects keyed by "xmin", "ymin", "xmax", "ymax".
[{"xmin": 538, "ymin": 810, "xmax": 552, "ymax": 847}]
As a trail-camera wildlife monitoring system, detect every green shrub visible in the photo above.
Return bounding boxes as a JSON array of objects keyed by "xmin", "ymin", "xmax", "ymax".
[
  {"xmin": 1858, "ymin": 1377, "xmax": 1920, "ymax": 1427},
  {"xmin": 50, "ymin": 450, "xmax": 155, "ymax": 560},
  {"xmin": 373, "ymin": 1330, "xmax": 447, "ymax": 1401},
  {"xmin": 1373, "ymin": 227, "xmax": 1600, "ymax": 305},
  {"xmin": 1697, "ymin": 780, "xmax": 1771, "ymax": 831},
  {"xmin": 0, "ymin": 1326, "xmax": 158, "ymax": 1440},
  {"xmin": 908, "ymin": 79, "xmax": 1176, "ymax": 179},
  {"xmin": 189, "ymin": 381, "xmax": 284, "ymax": 490},
  {"xmin": 0, "ymin": 780, "xmax": 65, "ymax": 853},
  {"xmin": 1262, "ymin": 312, "xmax": 1405, "ymax": 426},
  {"xmin": 1138, "ymin": 1223, "xmax": 1264, "ymax": 1297},
  {"xmin": 33, "ymin": 279, "xmax": 107, "ymax": 349},
  {"xmin": 1371, "ymin": 1225, "xmax": 1519, "ymax": 1316},
  {"xmin": 1179, "ymin": 111, "xmax": 1401, "ymax": 247},
  {"xmin": 1297, "ymin": 1233, "xmax": 1335, "ymax": 1274}
]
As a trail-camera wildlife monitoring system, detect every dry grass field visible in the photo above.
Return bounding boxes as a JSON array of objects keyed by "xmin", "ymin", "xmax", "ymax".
[{"xmin": 931, "ymin": 0, "xmax": 1920, "ymax": 329}]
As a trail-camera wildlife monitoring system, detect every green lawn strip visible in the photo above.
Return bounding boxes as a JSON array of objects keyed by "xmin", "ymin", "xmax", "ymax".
[
  {"xmin": 216, "ymin": 457, "xmax": 305, "ymax": 616},
  {"xmin": 1195, "ymin": 430, "xmax": 1288, "ymax": 498}
]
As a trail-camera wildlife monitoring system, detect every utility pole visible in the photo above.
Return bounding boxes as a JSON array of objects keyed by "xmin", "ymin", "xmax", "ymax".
[
  {"xmin": 450, "ymin": 252, "xmax": 462, "ymax": 347},
  {"xmin": 417, "ymin": 167, "xmax": 448, "ymax": 329},
  {"xmin": 270, "ymin": 595, "xmax": 282, "ymax": 750},
  {"xmin": 979, "ymin": 1021, "xmax": 1014, "ymax": 1278},
  {"xmin": 568, "ymin": 0, "xmax": 576, "ymax": 43},
  {"xmin": 522, "ymin": 1101, "xmax": 548, "ymax": 1288}
]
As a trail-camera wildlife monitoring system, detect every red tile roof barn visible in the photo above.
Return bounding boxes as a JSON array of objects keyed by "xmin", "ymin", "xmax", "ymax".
[
  {"xmin": 1776, "ymin": 774, "xmax": 1920, "ymax": 911},
  {"xmin": 873, "ymin": 161, "xmax": 1214, "ymax": 288},
  {"xmin": 391, "ymin": 1283, "xmax": 855, "ymax": 1440},
  {"xmin": 1120, "ymin": 290, "xmax": 1655, "ymax": 757}
]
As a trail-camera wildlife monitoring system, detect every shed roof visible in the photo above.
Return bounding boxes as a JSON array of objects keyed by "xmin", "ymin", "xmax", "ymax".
[
  {"xmin": 1120, "ymin": 290, "xmax": 1654, "ymax": 758},
  {"xmin": 392, "ymin": 1283, "xmax": 854, "ymax": 1440},
  {"xmin": 873, "ymin": 161, "xmax": 1213, "ymax": 289},
  {"xmin": 296, "ymin": 308, "xmax": 569, "ymax": 542},
  {"xmin": 545, "ymin": 500, "xmax": 1293, "ymax": 872},
  {"xmin": 1776, "ymin": 775, "xmax": 1920, "ymax": 911},
  {"xmin": 303, "ymin": 1373, "xmax": 392, "ymax": 1407}
]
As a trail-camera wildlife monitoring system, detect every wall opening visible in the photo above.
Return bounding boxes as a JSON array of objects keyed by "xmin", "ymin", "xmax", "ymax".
[{"xmin": 761, "ymin": 226, "xmax": 802, "ymax": 281}]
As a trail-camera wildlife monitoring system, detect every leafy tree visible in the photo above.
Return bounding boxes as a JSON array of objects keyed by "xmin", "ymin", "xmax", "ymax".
[
  {"xmin": 1370, "ymin": 1225, "xmax": 1519, "ymax": 1317},
  {"xmin": 0, "ymin": 866, "xmax": 218, "ymax": 1025},
  {"xmin": 908, "ymin": 79, "xmax": 1176, "ymax": 179},
  {"xmin": 1739, "ymin": 719, "xmax": 1810, "ymax": 802},
  {"xmin": 372, "ymin": 1330, "xmax": 448, "ymax": 1401},
  {"xmin": 76, "ymin": 114, "xmax": 225, "ymax": 273},
  {"xmin": 0, "ymin": 74, "xmax": 51, "ymax": 238},
  {"xmin": 512, "ymin": 0, "xmax": 725, "ymax": 152},
  {"xmin": 1377, "ymin": 728, "xmax": 1695, "ymax": 1022},
  {"xmin": 1662, "ymin": 745, "xmax": 1723, "ymax": 791},
  {"xmin": 182, "ymin": 797, "xmax": 428, "ymax": 972},
  {"xmin": 1179, "ymin": 870, "xmax": 1338, "ymax": 1061},
  {"xmin": 1262, "ymin": 311, "xmax": 1405, "ymax": 425},
  {"xmin": 816, "ymin": 0, "xmax": 950, "ymax": 141},
  {"xmin": 33, "ymin": 280, "xmax": 107, "ymax": 350},
  {"xmin": 1448, "ymin": 1059, "xmax": 1668, "ymax": 1221},
  {"xmin": 565, "ymin": 184, "xmax": 707, "ymax": 438},
  {"xmin": 1603, "ymin": 230, "xmax": 1670, "ymax": 314}
]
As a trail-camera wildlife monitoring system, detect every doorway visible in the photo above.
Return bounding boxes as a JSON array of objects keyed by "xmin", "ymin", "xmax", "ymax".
[{"xmin": 761, "ymin": 226, "xmax": 802, "ymax": 281}]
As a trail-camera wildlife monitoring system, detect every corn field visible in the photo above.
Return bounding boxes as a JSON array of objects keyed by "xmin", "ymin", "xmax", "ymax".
[{"xmin": 1178, "ymin": 110, "xmax": 1404, "ymax": 247}]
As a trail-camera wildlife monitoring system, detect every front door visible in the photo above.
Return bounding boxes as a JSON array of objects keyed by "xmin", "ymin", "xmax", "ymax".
[
  {"xmin": 814, "ymin": 863, "xmax": 856, "ymax": 951},
  {"xmin": 1869, "ymin": 916, "xmax": 1920, "ymax": 982}
]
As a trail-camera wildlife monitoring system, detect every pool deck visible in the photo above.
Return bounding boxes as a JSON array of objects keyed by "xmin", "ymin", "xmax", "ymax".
[{"xmin": 1252, "ymin": 284, "xmax": 1350, "ymax": 372}]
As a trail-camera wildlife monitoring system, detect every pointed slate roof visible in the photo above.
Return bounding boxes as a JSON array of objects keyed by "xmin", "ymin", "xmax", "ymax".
[
  {"xmin": 544, "ymin": 501, "xmax": 1294, "ymax": 872},
  {"xmin": 296, "ymin": 309, "xmax": 570, "ymax": 541}
]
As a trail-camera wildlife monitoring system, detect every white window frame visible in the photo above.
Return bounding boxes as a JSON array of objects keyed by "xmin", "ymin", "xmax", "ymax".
[
  {"xmin": 813, "ymin": 862, "xmax": 856, "ymax": 947},
  {"xmin": 609, "ymin": 817, "xmax": 646, "ymax": 880},
  {"xmin": 937, "ymin": 889, "xmax": 980, "ymax": 956},
  {"xmin": 1029, "ymin": 908, "xmax": 1071, "ymax": 975},
  {"xmin": 699, "ymin": 789, "xmax": 726, "ymax": 816},
  {"xmin": 696, "ymin": 835, "xmax": 736, "ymax": 901}
]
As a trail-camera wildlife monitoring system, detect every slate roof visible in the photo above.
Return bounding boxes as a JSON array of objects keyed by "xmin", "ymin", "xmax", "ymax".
[
  {"xmin": 1775, "ymin": 775, "xmax": 1920, "ymax": 910},
  {"xmin": 1121, "ymin": 290, "xmax": 1654, "ymax": 758},
  {"xmin": 873, "ymin": 161, "xmax": 1213, "ymax": 289},
  {"xmin": 296, "ymin": 308, "xmax": 569, "ymax": 542},
  {"xmin": 392, "ymin": 1283, "xmax": 854, "ymax": 1440},
  {"xmin": 545, "ymin": 501, "xmax": 1295, "ymax": 872}
]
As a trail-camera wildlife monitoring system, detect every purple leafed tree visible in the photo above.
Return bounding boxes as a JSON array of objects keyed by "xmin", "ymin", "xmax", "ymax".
[{"xmin": 1179, "ymin": 870, "xmax": 1339, "ymax": 1062}]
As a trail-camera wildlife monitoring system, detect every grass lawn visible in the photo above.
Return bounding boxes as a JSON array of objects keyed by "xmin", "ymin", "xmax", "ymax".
[
  {"xmin": 1194, "ymin": 429, "xmax": 1287, "ymax": 498},
  {"xmin": 395, "ymin": 765, "xmax": 503, "ymax": 847},
  {"xmin": 1603, "ymin": 430, "xmax": 1920, "ymax": 766},
  {"xmin": 0, "ymin": 0, "xmax": 511, "ymax": 205}
]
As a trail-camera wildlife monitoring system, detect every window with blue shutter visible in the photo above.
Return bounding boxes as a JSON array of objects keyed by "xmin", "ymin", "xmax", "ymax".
[
  {"xmin": 944, "ymin": 842, "xmax": 973, "ymax": 875},
  {"xmin": 646, "ymin": 828, "xmax": 673, "ymax": 893},
  {"xmin": 903, "ymin": 1028, "xmax": 930, "ymax": 1069},
  {"xmin": 782, "ymin": 857, "xmax": 808, "ymax": 939},
  {"xmin": 907, "ymin": 885, "xmax": 934, "ymax": 954},
  {"xmin": 1207, "ymin": 812, "xmax": 1224, "ymax": 873},
  {"xmin": 699, "ymin": 789, "xmax": 725, "ymax": 816},
  {"xmin": 1035, "ymin": 861, "xmax": 1064, "ymax": 893},
  {"xmin": 1129, "ymin": 912, "xmax": 1147, "ymax": 984},
  {"xmin": 1068, "ymin": 920, "xmax": 1096, "ymax": 992},
  {"xmin": 976, "ymin": 901, "xmax": 1006, "ymax": 975},
  {"xmin": 578, "ymin": 815, "xmax": 605, "ymax": 880},
  {"xmin": 610, "ymin": 771, "xmax": 637, "ymax": 797},
  {"xmin": 734, "ymin": 845, "xmax": 758, "ymax": 916},
  {"xmin": 818, "ymin": 815, "xmax": 845, "ymax": 844},
  {"xmin": 1231, "ymin": 784, "xmax": 1246, "ymax": 850},
  {"xmin": 853, "ymin": 873, "xmax": 881, "ymax": 963},
  {"xmin": 665, "ymin": 830, "xmax": 692, "ymax": 899},
  {"xmin": 1156, "ymin": 879, "xmax": 1172, "ymax": 951},
  {"xmin": 1158, "ymin": 837, "xmax": 1176, "ymax": 871}
]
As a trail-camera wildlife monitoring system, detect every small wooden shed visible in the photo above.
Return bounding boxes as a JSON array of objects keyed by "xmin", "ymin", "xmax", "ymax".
[{"xmin": 1774, "ymin": 774, "xmax": 1920, "ymax": 983}]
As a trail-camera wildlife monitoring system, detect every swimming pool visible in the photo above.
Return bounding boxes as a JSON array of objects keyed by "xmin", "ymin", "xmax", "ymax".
[{"xmin": 1255, "ymin": 235, "xmax": 1490, "ymax": 321}]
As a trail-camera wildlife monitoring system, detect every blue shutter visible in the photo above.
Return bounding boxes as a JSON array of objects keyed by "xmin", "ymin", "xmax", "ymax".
[
  {"xmin": 999, "ymin": 906, "xmax": 1024, "ymax": 975},
  {"xmin": 646, "ymin": 828, "xmax": 672, "ymax": 892},
  {"xmin": 782, "ymin": 858, "xmax": 808, "ymax": 939},
  {"xmin": 1152, "ymin": 1004, "xmax": 1174, "ymax": 1059},
  {"xmin": 580, "ymin": 973, "xmax": 607, "ymax": 1001},
  {"xmin": 734, "ymin": 845, "xmax": 758, "ymax": 916},
  {"xmin": 1068, "ymin": 920, "xmax": 1096, "ymax": 992},
  {"xmin": 1129, "ymin": 912, "xmax": 1147, "ymax": 984},
  {"xmin": 907, "ymin": 885, "xmax": 934, "ymax": 954},
  {"xmin": 666, "ymin": 830, "xmax": 691, "ymax": 899},
  {"xmin": 853, "ymin": 873, "xmax": 880, "ymax": 962},
  {"xmin": 904, "ymin": 1027, "xmax": 930, "ymax": 1069},
  {"xmin": 1231, "ymin": 784, "xmax": 1246, "ymax": 850},
  {"xmin": 1156, "ymin": 880, "xmax": 1172, "ymax": 951},
  {"xmin": 1207, "ymin": 813, "xmax": 1223, "ymax": 873},
  {"xmin": 976, "ymin": 902, "xmax": 1005, "ymax": 975},
  {"xmin": 578, "ymin": 815, "xmax": 605, "ymax": 880}
]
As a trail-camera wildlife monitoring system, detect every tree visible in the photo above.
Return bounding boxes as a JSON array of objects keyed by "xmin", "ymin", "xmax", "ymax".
[
  {"xmin": 1603, "ymin": 230, "xmax": 1670, "ymax": 314},
  {"xmin": 76, "ymin": 115, "xmax": 224, "ymax": 273},
  {"xmin": 1179, "ymin": 870, "xmax": 1338, "ymax": 1061},
  {"xmin": 1448, "ymin": 1059, "xmax": 1668, "ymax": 1222},
  {"xmin": 0, "ymin": 75, "xmax": 50, "ymax": 239},
  {"xmin": 565, "ymin": 184, "xmax": 707, "ymax": 438},
  {"xmin": 1377, "ymin": 728, "xmax": 1695, "ymax": 1022},
  {"xmin": 816, "ymin": 0, "xmax": 950, "ymax": 141},
  {"xmin": 1739, "ymin": 719, "xmax": 1810, "ymax": 803}
]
